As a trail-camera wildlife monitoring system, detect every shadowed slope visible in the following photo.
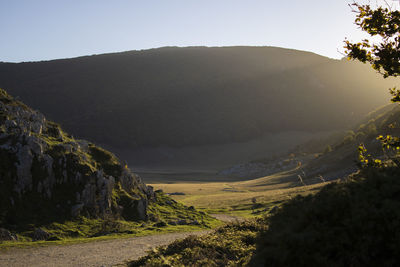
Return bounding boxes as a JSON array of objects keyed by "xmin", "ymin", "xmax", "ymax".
[{"xmin": 0, "ymin": 46, "xmax": 396, "ymax": 151}]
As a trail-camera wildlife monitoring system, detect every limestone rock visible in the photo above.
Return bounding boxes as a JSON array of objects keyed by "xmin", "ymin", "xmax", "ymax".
[
  {"xmin": 0, "ymin": 88, "xmax": 153, "ymax": 225},
  {"xmin": 136, "ymin": 198, "xmax": 148, "ymax": 221}
]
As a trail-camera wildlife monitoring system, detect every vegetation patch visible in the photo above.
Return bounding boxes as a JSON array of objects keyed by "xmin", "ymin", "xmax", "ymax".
[
  {"xmin": 0, "ymin": 217, "xmax": 218, "ymax": 250},
  {"xmin": 128, "ymin": 218, "xmax": 266, "ymax": 267},
  {"xmin": 88, "ymin": 144, "xmax": 122, "ymax": 177},
  {"xmin": 147, "ymin": 191, "xmax": 220, "ymax": 228}
]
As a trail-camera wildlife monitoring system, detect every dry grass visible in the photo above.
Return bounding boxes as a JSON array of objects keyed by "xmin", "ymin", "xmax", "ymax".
[{"xmin": 149, "ymin": 169, "xmax": 330, "ymax": 216}]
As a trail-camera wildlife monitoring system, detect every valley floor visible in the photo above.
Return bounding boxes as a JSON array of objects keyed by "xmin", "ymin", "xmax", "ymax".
[{"xmin": 149, "ymin": 168, "xmax": 330, "ymax": 217}]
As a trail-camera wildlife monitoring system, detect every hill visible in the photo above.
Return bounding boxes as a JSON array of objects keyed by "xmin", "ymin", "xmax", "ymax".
[
  {"xmin": 0, "ymin": 88, "xmax": 215, "ymax": 242},
  {"xmin": 0, "ymin": 46, "xmax": 396, "ymax": 154}
]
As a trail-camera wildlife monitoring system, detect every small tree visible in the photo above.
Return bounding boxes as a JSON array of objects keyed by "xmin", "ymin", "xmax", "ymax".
[
  {"xmin": 345, "ymin": 1, "xmax": 400, "ymax": 167},
  {"xmin": 345, "ymin": 2, "xmax": 400, "ymax": 101}
]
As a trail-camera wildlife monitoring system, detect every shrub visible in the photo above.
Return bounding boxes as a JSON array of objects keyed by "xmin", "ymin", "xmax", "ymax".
[
  {"xmin": 129, "ymin": 218, "xmax": 267, "ymax": 267},
  {"xmin": 250, "ymin": 165, "xmax": 400, "ymax": 266}
]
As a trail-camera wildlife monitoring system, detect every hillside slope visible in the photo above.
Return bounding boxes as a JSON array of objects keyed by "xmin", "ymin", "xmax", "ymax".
[
  {"xmin": 0, "ymin": 88, "xmax": 214, "ymax": 241},
  {"xmin": 220, "ymin": 104, "xmax": 400, "ymax": 182},
  {"xmin": 0, "ymin": 46, "xmax": 396, "ymax": 152},
  {"xmin": 0, "ymin": 88, "xmax": 153, "ymax": 227},
  {"xmin": 301, "ymin": 104, "xmax": 400, "ymax": 181}
]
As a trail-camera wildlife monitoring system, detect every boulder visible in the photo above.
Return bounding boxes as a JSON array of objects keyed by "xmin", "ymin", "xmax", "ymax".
[
  {"xmin": 136, "ymin": 198, "xmax": 148, "ymax": 221},
  {"xmin": 32, "ymin": 228, "xmax": 51, "ymax": 241},
  {"xmin": 0, "ymin": 228, "xmax": 17, "ymax": 241},
  {"xmin": 154, "ymin": 221, "xmax": 167, "ymax": 227},
  {"xmin": 177, "ymin": 219, "xmax": 188, "ymax": 225}
]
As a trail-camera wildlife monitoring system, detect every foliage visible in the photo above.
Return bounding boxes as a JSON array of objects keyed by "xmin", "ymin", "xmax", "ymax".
[
  {"xmin": 249, "ymin": 165, "xmax": 400, "ymax": 266},
  {"xmin": 345, "ymin": 2, "xmax": 400, "ymax": 168},
  {"xmin": 88, "ymin": 144, "xmax": 122, "ymax": 177},
  {"xmin": 128, "ymin": 218, "xmax": 267, "ymax": 267},
  {"xmin": 345, "ymin": 2, "xmax": 400, "ymax": 100},
  {"xmin": 146, "ymin": 191, "xmax": 221, "ymax": 231}
]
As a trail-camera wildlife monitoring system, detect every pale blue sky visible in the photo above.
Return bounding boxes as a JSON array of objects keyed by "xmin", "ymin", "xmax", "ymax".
[{"xmin": 0, "ymin": 0, "xmax": 395, "ymax": 62}]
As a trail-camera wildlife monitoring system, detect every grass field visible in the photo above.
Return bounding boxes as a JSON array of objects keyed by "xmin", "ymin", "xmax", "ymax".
[
  {"xmin": 149, "ymin": 168, "xmax": 331, "ymax": 218},
  {"xmin": 0, "ymin": 222, "xmax": 220, "ymax": 250}
]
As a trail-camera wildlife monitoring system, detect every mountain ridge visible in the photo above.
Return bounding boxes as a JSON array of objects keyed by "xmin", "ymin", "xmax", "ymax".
[
  {"xmin": 0, "ymin": 46, "xmax": 331, "ymax": 64},
  {"xmin": 0, "ymin": 46, "xmax": 397, "ymax": 172}
]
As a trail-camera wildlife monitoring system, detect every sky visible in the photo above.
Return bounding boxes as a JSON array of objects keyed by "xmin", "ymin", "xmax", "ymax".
[{"xmin": 0, "ymin": 0, "xmax": 398, "ymax": 62}]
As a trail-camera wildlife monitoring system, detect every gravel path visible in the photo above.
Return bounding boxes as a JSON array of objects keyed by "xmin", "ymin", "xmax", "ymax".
[
  {"xmin": 0, "ymin": 230, "xmax": 211, "ymax": 267},
  {"xmin": 0, "ymin": 214, "xmax": 244, "ymax": 267}
]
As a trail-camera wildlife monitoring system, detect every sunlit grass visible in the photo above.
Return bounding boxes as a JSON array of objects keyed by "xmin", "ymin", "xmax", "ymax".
[
  {"xmin": 0, "ymin": 220, "xmax": 223, "ymax": 250},
  {"xmin": 0, "ymin": 225, "xmax": 215, "ymax": 250},
  {"xmin": 149, "ymin": 169, "xmax": 330, "ymax": 217}
]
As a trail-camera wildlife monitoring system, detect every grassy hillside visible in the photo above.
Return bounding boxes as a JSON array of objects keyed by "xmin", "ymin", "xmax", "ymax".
[
  {"xmin": 0, "ymin": 46, "xmax": 396, "ymax": 153},
  {"xmin": 128, "ymin": 151, "xmax": 400, "ymax": 266},
  {"xmin": 0, "ymin": 88, "xmax": 218, "ymax": 245}
]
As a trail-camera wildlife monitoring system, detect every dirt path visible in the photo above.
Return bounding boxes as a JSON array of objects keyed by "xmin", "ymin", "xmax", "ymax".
[
  {"xmin": 0, "ymin": 230, "xmax": 211, "ymax": 267},
  {"xmin": 0, "ymin": 215, "xmax": 243, "ymax": 267}
]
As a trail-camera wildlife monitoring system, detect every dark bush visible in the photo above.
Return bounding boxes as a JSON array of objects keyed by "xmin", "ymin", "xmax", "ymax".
[{"xmin": 250, "ymin": 165, "xmax": 400, "ymax": 266}]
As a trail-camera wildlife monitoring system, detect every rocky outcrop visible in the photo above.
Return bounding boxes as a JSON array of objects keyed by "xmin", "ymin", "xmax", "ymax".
[{"xmin": 0, "ymin": 88, "xmax": 154, "ymax": 226}]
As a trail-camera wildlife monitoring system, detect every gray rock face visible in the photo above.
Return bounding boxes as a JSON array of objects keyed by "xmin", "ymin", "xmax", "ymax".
[
  {"xmin": 136, "ymin": 198, "xmax": 148, "ymax": 221},
  {"xmin": 15, "ymin": 145, "xmax": 34, "ymax": 195},
  {"xmin": 0, "ymin": 89, "xmax": 152, "ymax": 223}
]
